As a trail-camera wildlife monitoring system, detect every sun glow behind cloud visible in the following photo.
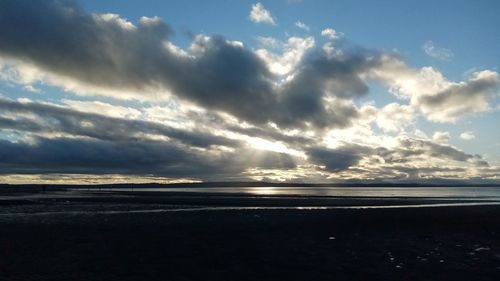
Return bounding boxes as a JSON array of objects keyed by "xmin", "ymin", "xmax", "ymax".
[{"xmin": 245, "ymin": 137, "xmax": 305, "ymax": 157}]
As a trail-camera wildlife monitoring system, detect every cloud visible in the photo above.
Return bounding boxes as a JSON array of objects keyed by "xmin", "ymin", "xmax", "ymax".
[
  {"xmin": 0, "ymin": 137, "xmax": 203, "ymax": 176},
  {"xmin": 321, "ymin": 28, "xmax": 343, "ymax": 40},
  {"xmin": 0, "ymin": 98, "xmax": 300, "ymax": 179},
  {"xmin": 416, "ymin": 70, "xmax": 499, "ymax": 122},
  {"xmin": 306, "ymin": 135, "xmax": 489, "ymax": 177},
  {"xmin": 432, "ymin": 131, "xmax": 450, "ymax": 143},
  {"xmin": 460, "ymin": 131, "xmax": 475, "ymax": 140},
  {"xmin": 0, "ymin": 57, "xmax": 44, "ymax": 91},
  {"xmin": 255, "ymin": 36, "xmax": 315, "ymax": 75},
  {"xmin": 0, "ymin": 0, "xmax": 497, "ymax": 183},
  {"xmin": 0, "ymin": 97, "xmax": 240, "ymax": 148},
  {"xmin": 388, "ymin": 138, "xmax": 486, "ymax": 165},
  {"xmin": 0, "ymin": 136, "xmax": 264, "ymax": 179},
  {"xmin": 0, "ymin": 97, "xmax": 492, "ymax": 181},
  {"xmin": 62, "ymin": 100, "xmax": 142, "ymax": 119},
  {"xmin": 376, "ymin": 103, "xmax": 415, "ymax": 132},
  {"xmin": 4, "ymin": 0, "xmax": 493, "ymax": 132},
  {"xmin": 0, "ymin": 1, "xmax": 276, "ymax": 123},
  {"xmin": 255, "ymin": 36, "xmax": 282, "ymax": 49},
  {"xmin": 423, "ymin": 40, "xmax": 454, "ymax": 61},
  {"xmin": 306, "ymin": 144, "xmax": 366, "ymax": 172},
  {"xmin": 370, "ymin": 56, "xmax": 500, "ymax": 122},
  {"xmin": 249, "ymin": 3, "xmax": 276, "ymax": 25},
  {"xmin": 0, "ymin": 0, "xmax": 381, "ymax": 130},
  {"xmin": 0, "ymin": 135, "xmax": 298, "ymax": 179},
  {"xmin": 295, "ymin": 21, "xmax": 310, "ymax": 31}
]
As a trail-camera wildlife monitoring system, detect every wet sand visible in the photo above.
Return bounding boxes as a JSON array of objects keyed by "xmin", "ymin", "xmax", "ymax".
[{"xmin": 1, "ymin": 189, "xmax": 500, "ymax": 280}]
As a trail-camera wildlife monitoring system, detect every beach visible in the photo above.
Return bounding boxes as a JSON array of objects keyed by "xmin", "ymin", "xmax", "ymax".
[{"xmin": 1, "ymin": 188, "xmax": 500, "ymax": 280}]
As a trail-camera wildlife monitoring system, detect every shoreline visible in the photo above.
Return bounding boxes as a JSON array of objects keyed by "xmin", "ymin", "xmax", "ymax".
[{"xmin": 1, "ymin": 190, "xmax": 500, "ymax": 280}]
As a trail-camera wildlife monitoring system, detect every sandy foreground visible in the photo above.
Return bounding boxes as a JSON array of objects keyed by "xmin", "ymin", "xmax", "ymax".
[{"xmin": 1, "ymin": 189, "xmax": 500, "ymax": 281}]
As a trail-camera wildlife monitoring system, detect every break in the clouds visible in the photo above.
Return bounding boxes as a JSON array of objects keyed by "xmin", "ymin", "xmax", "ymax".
[
  {"xmin": 0, "ymin": 0, "xmax": 499, "ymax": 183},
  {"xmin": 249, "ymin": 3, "xmax": 276, "ymax": 25}
]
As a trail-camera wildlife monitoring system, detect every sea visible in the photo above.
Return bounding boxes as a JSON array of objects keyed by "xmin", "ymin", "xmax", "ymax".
[{"xmin": 102, "ymin": 186, "xmax": 500, "ymax": 200}]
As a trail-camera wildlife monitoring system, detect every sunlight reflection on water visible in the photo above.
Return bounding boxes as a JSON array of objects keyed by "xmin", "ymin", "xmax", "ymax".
[{"xmin": 103, "ymin": 186, "xmax": 500, "ymax": 199}]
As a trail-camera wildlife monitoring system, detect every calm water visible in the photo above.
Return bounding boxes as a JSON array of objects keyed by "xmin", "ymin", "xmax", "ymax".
[
  {"xmin": 2, "ymin": 186, "xmax": 500, "ymax": 214},
  {"xmin": 105, "ymin": 186, "xmax": 500, "ymax": 199}
]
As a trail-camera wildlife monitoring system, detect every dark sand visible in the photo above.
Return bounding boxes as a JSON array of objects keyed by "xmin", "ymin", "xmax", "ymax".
[{"xmin": 1, "ymin": 189, "xmax": 500, "ymax": 281}]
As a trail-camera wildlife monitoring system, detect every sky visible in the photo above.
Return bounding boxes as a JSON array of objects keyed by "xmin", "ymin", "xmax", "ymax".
[{"xmin": 0, "ymin": 0, "xmax": 499, "ymax": 184}]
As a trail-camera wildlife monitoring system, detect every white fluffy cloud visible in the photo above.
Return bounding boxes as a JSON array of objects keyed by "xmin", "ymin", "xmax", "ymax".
[
  {"xmin": 321, "ymin": 28, "xmax": 343, "ymax": 40},
  {"xmin": 416, "ymin": 70, "xmax": 499, "ymax": 122},
  {"xmin": 432, "ymin": 131, "xmax": 450, "ymax": 143},
  {"xmin": 249, "ymin": 3, "xmax": 276, "ymax": 25},
  {"xmin": 376, "ymin": 103, "xmax": 415, "ymax": 132},
  {"xmin": 460, "ymin": 131, "xmax": 476, "ymax": 140},
  {"xmin": 370, "ymin": 56, "xmax": 500, "ymax": 123}
]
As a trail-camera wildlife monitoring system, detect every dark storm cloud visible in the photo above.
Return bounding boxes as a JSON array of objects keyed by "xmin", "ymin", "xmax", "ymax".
[
  {"xmin": 306, "ymin": 138, "xmax": 489, "ymax": 174},
  {"xmin": 390, "ymin": 138, "xmax": 486, "ymax": 165},
  {"xmin": 0, "ymin": 98, "xmax": 239, "ymax": 148},
  {"xmin": 0, "ymin": 99, "xmax": 298, "ymax": 178},
  {"xmin": 0, "ymin": 0, "xmax": 383, "ymax": 129},
  {"xmin": 0, "ymin": 136, "xmax": 296, "ymax": 178},
  {"xmin": 373, "ymin": 138, "xmax": 490, "ymax": 179},
  {"xmin": 369, "ymin": 165, "xmax": 470, "ymax": 181},
  {"xmin": 0, "ymin": 0, "xmax": 175, "ymax": 91},
  {"xmin": 306, "ymin": 143, "xmax": 371, "ymax": 172},
  {"xmin": 270, "ymin": 51, "xmax": 377, "ymax": 128},
  {"xmin": 0, "ymin": 137, "xmax": 235, "ymax": 177},
  {"xmin": 0, "ymin": 98, "xmax": 490, "ymax": 179},
  {"xmin": 363, "ymin": 138, "xmax": 489, "ymax": 180},
  {"xmin": 419, "ymin": 78, "xmax": 497, "ymax": 108},
  {"xmin": 0, "ymin": 0, "xmax": 275, "ymax": 123}
]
